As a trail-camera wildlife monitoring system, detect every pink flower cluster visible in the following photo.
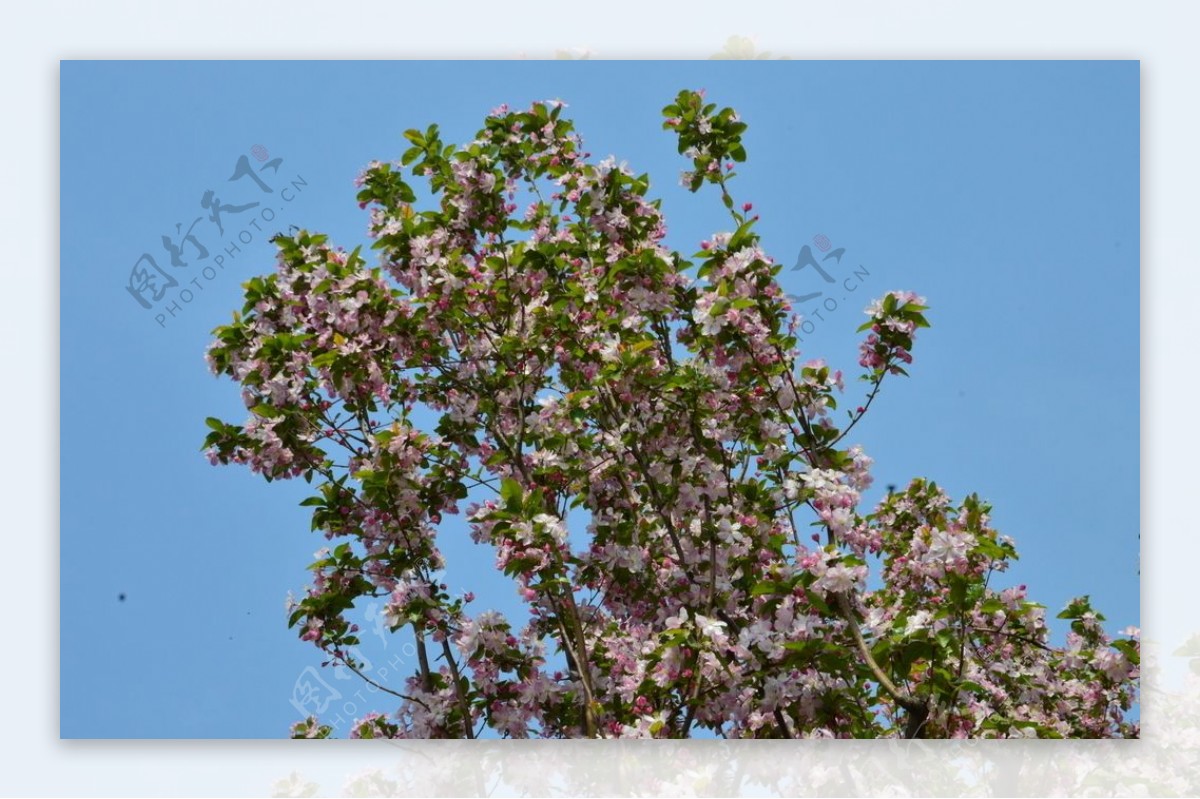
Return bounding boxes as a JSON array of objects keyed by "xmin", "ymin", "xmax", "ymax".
[
  {"xmin": 858, "ymin": 290, "xmax": 928, "ymax": 374},
  {"xmin": 205, "ymin": 92, "xmax": 1138, "ymax": 740}
]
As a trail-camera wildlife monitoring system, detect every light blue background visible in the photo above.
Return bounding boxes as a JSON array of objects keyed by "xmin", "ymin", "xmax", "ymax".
[{"xmin": 61, "ymin": 60, "xmax": 1139, "ymax": 738}]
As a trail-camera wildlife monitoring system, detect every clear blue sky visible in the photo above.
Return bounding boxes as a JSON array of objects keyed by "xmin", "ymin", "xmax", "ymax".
[{"xmin": 61, "ymin": 60, "xmax": 1138, "ymax": 738}]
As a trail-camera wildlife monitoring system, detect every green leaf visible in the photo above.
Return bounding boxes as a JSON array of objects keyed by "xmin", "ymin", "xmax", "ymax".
[
  {"xmin": 935, "ymin": 628, "xmax": 956, "ymax": 652},
  {"xmin": 750, "ymin": 581, "xmax": 779, "ymax": 597},
  {"xmin": 500, "ymin": 478, "xmax": 523, "ymax": 512},
  {"xmin": 948, "ymin": 575, "xmax": 968, "ymax": 609},
  {"xmin": 1057, "ymin": 596, "xmax": 1096, "ymax": 620},
  {"xmin": 309, "ymin": 352, "xmax": 338, "ymax": 369},
  {"xmin": 782, "ymin": 641, "xmax": 816, "ymax": 653},
  {"xmin": 659, "ymin": 628, "xmax": 689, "ymax": 646},
  {"xmin": 1111, "ymin": 639, "xmax": 1140, "ymax": 665},
  {"xmin": 979, "ymin": 598, "xmax": 1005, "ymax": 614}
]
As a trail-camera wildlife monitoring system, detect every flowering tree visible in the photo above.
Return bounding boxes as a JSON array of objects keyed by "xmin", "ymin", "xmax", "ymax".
[{"xmin": 203, "ymin": 90, "xmax": 1139, "ymax": 739}]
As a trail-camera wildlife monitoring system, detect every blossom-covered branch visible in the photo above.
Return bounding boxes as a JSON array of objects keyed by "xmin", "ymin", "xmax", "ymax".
[{"xmin": 205, "ymin": 90, "xmax": 1138, "ymax": 739}]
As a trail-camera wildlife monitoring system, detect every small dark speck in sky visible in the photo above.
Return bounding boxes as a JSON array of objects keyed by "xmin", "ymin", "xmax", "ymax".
[{"xmin": 118, "ymin": 593, "xmax": 126, "ymax": 602}]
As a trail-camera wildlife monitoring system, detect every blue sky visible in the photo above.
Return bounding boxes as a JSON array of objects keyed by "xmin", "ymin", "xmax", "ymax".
[{"xmin": 60, "ymin": 60, "xmax": 1139, "ymax": 738}]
